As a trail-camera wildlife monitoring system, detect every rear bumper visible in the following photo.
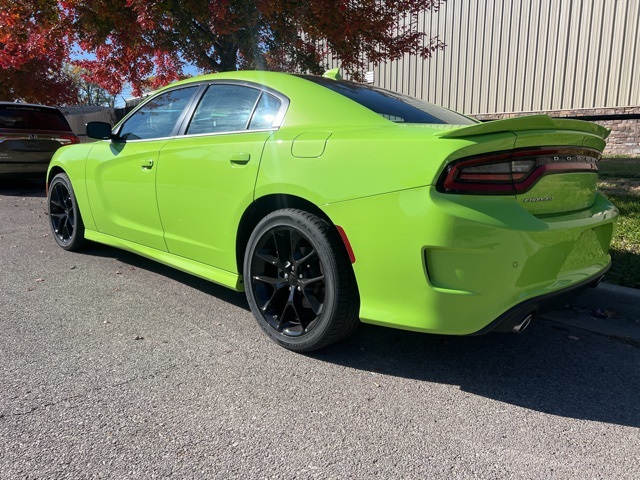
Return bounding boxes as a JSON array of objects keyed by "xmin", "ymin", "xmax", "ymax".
[
  {"xmin": 0, "ymin": 146, "xmax": 57, "ymax": 175},
  {"xmin": 471, "ymin": 263, "xmax": 609, "ymax": 334},
  {"xmin": 0, "ymin": 160, "xmax": 50, "ymax": 175},
  {"xmin": 322, "ymin": 187, "xmax": 618, "ymax": 335}
]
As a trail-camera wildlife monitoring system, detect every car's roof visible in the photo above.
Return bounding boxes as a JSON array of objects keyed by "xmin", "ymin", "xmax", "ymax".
[
  {"xmin": 168, "ymin": 70, "xmax": 303, "ymax": 86},
  {"xmin": 164, "ymin": 70, "xmax": 339, "ymax": 98},
  {"xmin": 162, "ymin": 71, "xmax": 391, "ymax": 128}
]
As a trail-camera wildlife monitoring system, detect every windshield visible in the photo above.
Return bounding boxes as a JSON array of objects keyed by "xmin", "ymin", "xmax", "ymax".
[
  {"xmin": 298, "ymin": 75, "xmax": 476, "ymax": 125},
  {"xmin": 0, "ymin": 105, "xmax": 72, "ymax": 131}
]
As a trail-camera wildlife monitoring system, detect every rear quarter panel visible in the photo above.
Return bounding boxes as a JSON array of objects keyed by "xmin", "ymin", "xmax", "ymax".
[{"xmin": 254, "ymin": 126, "xmax": 517, "ymax": 204}]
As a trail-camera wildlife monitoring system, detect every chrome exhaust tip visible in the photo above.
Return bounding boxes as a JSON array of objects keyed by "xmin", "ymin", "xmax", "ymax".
[{"xmin": 512, "ymin": 314, "xmax": 534, "ymax": 333}]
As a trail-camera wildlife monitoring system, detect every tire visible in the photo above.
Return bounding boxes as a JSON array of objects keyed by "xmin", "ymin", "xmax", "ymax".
[
  {"xmin": 244, "ymin": 209, "xmax": 360, "ymax": 352},
  {"xmin": 48, "ymin": 173, "xmax": 86, "ymax": 251}
]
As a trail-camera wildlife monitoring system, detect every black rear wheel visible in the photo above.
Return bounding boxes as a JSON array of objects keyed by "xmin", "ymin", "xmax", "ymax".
[
  {"xmin": 48, "ymin": 173, "xmax": 86, "ymax": 251},
  {"xmin": 244, "ymin": 209, "xmax": 359, "ymax": 352}
]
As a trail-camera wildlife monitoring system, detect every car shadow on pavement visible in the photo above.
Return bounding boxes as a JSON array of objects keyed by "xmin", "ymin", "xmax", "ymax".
[
  {"xmin": 70, "ymin": 241, "xmax": 639, "ymax": 429},
  {"xmin": 77, "ymin": 244, "xmax": 250, "ymax": 311},
  {"xmin": 313, "ymin": 321, "xmax": 640, "ymax": 428}
]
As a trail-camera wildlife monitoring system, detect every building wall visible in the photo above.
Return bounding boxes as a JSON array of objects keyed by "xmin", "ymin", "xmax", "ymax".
[
  {"xmin": 475, "ymin": 107, "xmax": 640, "ymax": 156},
  {"xmin": 326, "ymin": 0, "xmax": 640, "ymax": 155},
  {"xmin": 59, "ymin": 106, "xmax": 117, "ymax": 142},
  {"xmin": 368, "ymin": 0, "xmax": 640, "ymax": 115}
]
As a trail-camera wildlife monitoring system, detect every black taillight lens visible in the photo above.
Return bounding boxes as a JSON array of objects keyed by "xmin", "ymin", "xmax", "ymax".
[{"xmin": 437, "ymin": 147, "xmax": 600, "ymax": 195}]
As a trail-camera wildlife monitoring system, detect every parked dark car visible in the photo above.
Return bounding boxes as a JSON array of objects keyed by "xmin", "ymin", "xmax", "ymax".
[{"xmin": 0, "ymin": 102, "xmax": 79, "ymax": 176}]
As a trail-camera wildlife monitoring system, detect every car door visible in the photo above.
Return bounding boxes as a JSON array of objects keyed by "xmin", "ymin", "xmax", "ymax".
[
  {"xmin": 156, "ymin": 84, "xmax": 285, "ymax": 272},
  {"xmin": 85, "ymin": 86, "xmax": 200, "ymax": 250}
]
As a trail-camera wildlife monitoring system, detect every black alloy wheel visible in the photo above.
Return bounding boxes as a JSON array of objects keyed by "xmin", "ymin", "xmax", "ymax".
[
  {"xmin": 48, "ymin": 173, "xmax": 86, "ymax": 251},
  {"xmin": 244, "ymin": 209, "xmax": 359, "ymax": 352}
]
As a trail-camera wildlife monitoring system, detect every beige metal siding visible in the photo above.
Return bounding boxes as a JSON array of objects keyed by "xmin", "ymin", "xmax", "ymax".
[{"xmin": 336, "ymin": 0, "xmax": 640, "ymax": 114}]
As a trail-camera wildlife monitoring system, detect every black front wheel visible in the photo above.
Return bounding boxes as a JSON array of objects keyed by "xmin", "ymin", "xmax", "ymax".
[
  {"xmin": 244, "ymin": 209, "xmax": 359, "ymax": 352},
  {"xmin": 48, "ymin": 173, "xmax": 86, "ymax": 251}
]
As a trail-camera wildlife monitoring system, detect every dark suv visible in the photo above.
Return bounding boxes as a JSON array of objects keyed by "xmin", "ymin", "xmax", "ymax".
[{"xmin": 0, "ymin": 103, "xmax": 80, "ymax": 176}]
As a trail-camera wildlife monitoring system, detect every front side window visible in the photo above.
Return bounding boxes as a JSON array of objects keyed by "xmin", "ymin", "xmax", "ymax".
[
  {"xmin": 186, "ymin": 85, "xmax": 282, "ymax": 135},
  {"xmin": 119, "ymin": 87, "xmax": 198, "ymax": 140}
]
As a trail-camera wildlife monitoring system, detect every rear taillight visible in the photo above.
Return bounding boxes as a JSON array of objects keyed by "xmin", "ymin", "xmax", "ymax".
[
  {"xmin": 437, "ymin": 147, "xmax": 600, "ymax": 195},
  {"xmin": 55, "ymin": 133, "xmax": 80, "ymax": 145}
]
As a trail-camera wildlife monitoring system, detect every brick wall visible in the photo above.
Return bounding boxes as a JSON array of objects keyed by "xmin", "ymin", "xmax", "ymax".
[{"xmin": 474, "ymin": 107, "xmax": 640, "ymax": 157}]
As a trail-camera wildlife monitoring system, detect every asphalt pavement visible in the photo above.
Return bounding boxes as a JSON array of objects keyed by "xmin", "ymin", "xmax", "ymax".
[
  {"xmin": 543, "ymin": 282, "xmax": 640, "ymax": 344},
  {"xmin": 1, "ymin": 178, "xmax": 639, "ymax": 479}
]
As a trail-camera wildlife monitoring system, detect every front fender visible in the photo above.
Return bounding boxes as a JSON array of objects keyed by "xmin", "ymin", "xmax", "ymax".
[{"xmin": 47, "ymin": 142, "xmax": 98, "ymax": 231}]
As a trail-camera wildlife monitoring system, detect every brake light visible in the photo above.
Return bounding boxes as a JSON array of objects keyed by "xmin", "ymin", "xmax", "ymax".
[
  {"xmin": 438, "ymin": 147, "xmax": 600, "ymax": 195},
  {"xmin": 55, "ymin": 133, "xmax": 80, "ymax": 145}
]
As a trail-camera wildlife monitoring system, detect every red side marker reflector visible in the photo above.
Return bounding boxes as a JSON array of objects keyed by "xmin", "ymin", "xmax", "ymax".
[{"xmin": 336, "ymin": 225, "xmax": 356, "ymax": 264}]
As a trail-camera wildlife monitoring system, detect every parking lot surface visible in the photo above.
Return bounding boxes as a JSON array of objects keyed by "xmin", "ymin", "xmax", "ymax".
[{"xmin": 1, "ymin": 179, "xmax": 639, "ymax": 479}]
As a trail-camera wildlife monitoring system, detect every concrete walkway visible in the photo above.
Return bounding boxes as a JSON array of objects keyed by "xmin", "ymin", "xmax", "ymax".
[{"xmin": 541, "ymin": 283, "xmax": 640, "ymax": 344}]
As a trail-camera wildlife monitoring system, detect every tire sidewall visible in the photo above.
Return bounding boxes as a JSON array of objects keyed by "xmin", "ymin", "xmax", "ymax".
[
  {"xmin": 48, "ymin": 173, "xmax": 84, "ymax": 251},
  {"xmin": 244, "ymin": 210, "xmax": 341, "ymax": 352}
]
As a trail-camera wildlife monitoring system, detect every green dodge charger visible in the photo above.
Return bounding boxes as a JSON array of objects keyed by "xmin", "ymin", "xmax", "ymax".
[{"xmin": 46, "ymin": 70, "xmax": 618, "ymax": 351}]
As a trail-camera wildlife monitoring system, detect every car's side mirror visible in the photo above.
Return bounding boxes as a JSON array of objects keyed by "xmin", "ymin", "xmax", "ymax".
[{"xmin": 86, "ymin": 121, "xmax": 118, "ymax": 141}]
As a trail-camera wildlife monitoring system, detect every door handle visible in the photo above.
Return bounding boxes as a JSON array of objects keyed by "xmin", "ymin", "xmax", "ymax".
[
  {"xmin": 141, "ymin": 159, "xmax": 154, "ymax": 170},
  {"xmin": 230, "ymin": 152, "xmax": 251, "ymax": 165}
]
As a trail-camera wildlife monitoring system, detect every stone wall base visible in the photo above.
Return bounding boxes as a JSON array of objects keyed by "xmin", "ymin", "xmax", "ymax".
[{"xmin": 474, "ymin": 107, "xmax": 640, "ymax": 157}]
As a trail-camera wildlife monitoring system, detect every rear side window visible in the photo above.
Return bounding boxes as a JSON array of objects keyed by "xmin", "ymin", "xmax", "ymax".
[
  {"xmin": 187, "ymin": 85, "xmax": 261, "ymax": 135},
  {"xmin": 248, "ymin": 93, "xmax": 281, "ymax": 129},
  {"xmin": 186, "ymin": 85, "xmax": 282, "ymax": 135},
  {"xmin": 0, "ymin": 105, "xmax": 71, "ymax": 131},
  {"xmin": 298, "ymin": 75, "xmax": 476, "ymax": 125}
]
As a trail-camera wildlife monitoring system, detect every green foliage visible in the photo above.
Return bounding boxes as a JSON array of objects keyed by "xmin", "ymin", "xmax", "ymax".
[
  {"xmin": 598, "ymin": 158, "xmax": 640, "ymax": 289},
  {"xmin": 599, "ymin": 157, "xmax": 640, "ymax": 179}
]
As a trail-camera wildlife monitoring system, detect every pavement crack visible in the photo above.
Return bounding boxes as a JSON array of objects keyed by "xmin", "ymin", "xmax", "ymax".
[{"xmin": 608, "ymin": 335, "xmax": 640, "ymax": 348}]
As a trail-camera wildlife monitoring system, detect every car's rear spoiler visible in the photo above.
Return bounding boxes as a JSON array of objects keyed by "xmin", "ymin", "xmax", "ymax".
[{"xmin": 435, "ymin": 114, "xmax": 610, "ymax": 140}]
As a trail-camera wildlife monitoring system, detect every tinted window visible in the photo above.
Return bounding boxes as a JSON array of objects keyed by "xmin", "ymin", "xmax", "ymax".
[
  {"xmin": 298, "ymin": 75, "xmax": 475, "ymax": 125},
  {"xmin": 0, "ymin": 105, "xmax": 71, "ymax": 131},
  {"xmin": 248, "ymin": 93, "xmax": 281, "ymax": 130},
  {"xmin": 186, "ymin": 85, "xmax": 263, "ymax": 135},
  {"xmin": 120, "ymin": 87, "xmax": 198, "ymax": 140}
]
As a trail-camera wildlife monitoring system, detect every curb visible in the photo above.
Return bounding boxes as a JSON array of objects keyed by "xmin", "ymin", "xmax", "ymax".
[
  {"xmin": 572, "ymin": 282, "xmax": 640, "ymax": 321},
  {"xmin": 541, "ymin": 282, "xmax": 640, "ymax": 343}
]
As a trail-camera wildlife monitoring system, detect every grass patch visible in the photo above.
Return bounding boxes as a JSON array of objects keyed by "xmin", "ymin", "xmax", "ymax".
[
  {"xmin": 599, "ymin": 157, "xmax": 640, "ymax": 178},
  {"xmin": 598, "ymin": 158, "xmax": 640, "ymax": 289}
]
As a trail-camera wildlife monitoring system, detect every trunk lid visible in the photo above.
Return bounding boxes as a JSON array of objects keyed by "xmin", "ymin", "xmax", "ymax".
[
  {"xmin": 436, "ymin": 115, "xmax": 609, "ymax": 215},
  {"xmin": 0, "ymin": 130, "xmax": 76, "ymax": 163}
]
